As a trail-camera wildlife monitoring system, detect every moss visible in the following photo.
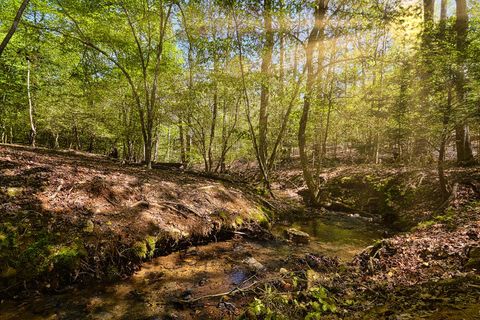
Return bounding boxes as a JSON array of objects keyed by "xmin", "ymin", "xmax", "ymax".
[
  {"xmin": 0, "ymin": 222, "xmax": 17, "ymax": 251},
  {"xmin": 83, "ymin": 220, "xmax": 95, "ymax": 233},
  {"xmin": 250, "ymin": 206, "xmax": 271, "ymax": 228},
  {"xmin": 48, "ymin": 243, "xmax": 86, "ymax": 270},
  {"xmin": 413, "ymin": 220, "xmax": 437, "ymax": 231},
  {"xmin": 6, "ymin": 187, "xmax": 23, "ymax": 197},
  {"xmin": 340, "ymin": 176, "xmax": 353, "ymax": 184},
  {"xmin": 218, "ymin": 210, "xmax": 229, "ymax": 221},
  {"xmin": 234, "ymin": 216, "xmax": 244, "ymax": 227},
  {"xmin": 15, "ymin": 235, "xmax": 87, "ymax": 278},
  {"xmin": 19, "ymin": 235, "xmax": 52, "ymax": 276},
  {"xmin": 145, "ymin": 235, "xmax": 157, "ymax": 258},
  {"xmin": 0, "ymin": 232, "xmax": 8, "ymax": 247},
  {"xmin": 132, "ymin": 241, "xmax": 148, "ymax": 259}
]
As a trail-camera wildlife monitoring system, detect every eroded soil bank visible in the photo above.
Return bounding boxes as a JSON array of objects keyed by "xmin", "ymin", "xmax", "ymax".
[
  {"xmin": 0, "ymin": 211, "xmax": 384, "ymax": 319},
  {"xmin": 0, "ymin": 145, "xmax": 269, "ymax": 297}
]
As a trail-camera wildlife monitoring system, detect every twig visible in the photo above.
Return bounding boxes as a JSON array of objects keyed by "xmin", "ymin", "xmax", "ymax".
[
  {"xmin": 49, "ymin": 180, "xmax": 64, "ymax": 199},
  {"xmin": 160, "ymin": 203, "xmax": 188, "ymax": 218},
  {"xmin": 160, "ymin": 201, "xmax": 203, "ymax": 218},
  {"xmin": 180, "ymin": 275, "xmax": 262, "ymax": 303}
]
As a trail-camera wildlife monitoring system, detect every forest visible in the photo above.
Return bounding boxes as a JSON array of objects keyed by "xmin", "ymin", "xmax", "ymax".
[{"xmin": 0, "ymin": 0, "xmax": 479, "ymax": 319}]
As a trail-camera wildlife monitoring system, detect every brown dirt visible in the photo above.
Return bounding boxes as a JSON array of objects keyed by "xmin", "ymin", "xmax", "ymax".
[{"xmin": 0, "ymin": 144, "xmax": 268, "ymax": 296}]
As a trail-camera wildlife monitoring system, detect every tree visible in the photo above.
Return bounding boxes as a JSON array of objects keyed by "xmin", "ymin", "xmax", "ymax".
[
  {"xmin": 298, "ymin": 0, "xmax": 329, "ymax": 205},
  {"xmin": 454, "ymin": 0, "xmax": 475, "ymax": 164},
  {"xmin": 0, "ymin": 0, "xmax": 30, "ymax": 57}
]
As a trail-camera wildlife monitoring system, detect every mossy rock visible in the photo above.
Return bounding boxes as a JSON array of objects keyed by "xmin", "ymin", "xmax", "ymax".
[{"xmin": 284, "ymin": 228, "xmax": 310, "ymax": 244}]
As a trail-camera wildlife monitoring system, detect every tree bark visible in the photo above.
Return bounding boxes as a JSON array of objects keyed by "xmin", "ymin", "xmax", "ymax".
[
  {"xmin": 258, "ymin": 0, "xmax": 274, "ymax": 170},
  {"xmin": 0, "ymin": 0, "xmax": 30, "ymax": 57},
  {"xmin": 27, "ymin": 58, "xmax": 36, "ymax": 147},
  {"xmin": 454, "ymin": 0, "xmax": 474, "ymax": 164},
  {"xmin": 423, "ymin": 0, "xmax": 434, "ymax": 23},
  {"xmin": 298, "ymin": 0, "xmax": 328, "ymax": 205}
]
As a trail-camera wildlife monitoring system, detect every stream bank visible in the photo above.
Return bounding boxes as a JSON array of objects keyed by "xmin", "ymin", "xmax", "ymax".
[{"xmin": 1, "ymin": 211, "xmax": 385, "ymax": 319}]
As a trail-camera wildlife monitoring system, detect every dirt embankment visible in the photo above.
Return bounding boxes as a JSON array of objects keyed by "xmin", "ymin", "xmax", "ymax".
[
  {"xmin": 246, "ymin": 163, "xmax": 480, "ymax": 319},
  {"xmin": 272, "ymin": 162, "xmax": 480, "ymax": 230},
  {"xmin": 0, "ymin": 145, "xmax": 269, "ymax": 296}
]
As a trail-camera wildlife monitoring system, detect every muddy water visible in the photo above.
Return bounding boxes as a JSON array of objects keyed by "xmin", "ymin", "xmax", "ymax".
[{"xmin": 0, "ymin": 212, "xmax": 383, "ymax": 320}]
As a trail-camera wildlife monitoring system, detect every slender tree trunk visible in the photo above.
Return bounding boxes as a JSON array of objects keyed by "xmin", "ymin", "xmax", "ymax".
[
  {"xmin": 299, "ymin": 0, "xmax": 328, "ymax": 205},
  {"xmin": 73, "ymin": 124, "xmax": 80, "ymax": 150},
  {"xmin": 164, "ymin": 128, "xmax": 169, "ymax": 162},
  {"xmin": 232, "ymin": 4, "xmax": 273, "ymax": 195},
  {"xmin": 258, "ymin": 0, "xmax": 273, "ymax": 170},
  {"xmin": 27, "ymin": 58, "xmax": 36, "ymax": 147},
  {"xmin": 207, "ymin": 80, "xmax": 218, "ymax": 172},
  {"xmin": 322, "ymin": 94, "xmax": 333, "ymax": 162},
  {"xmin": 441, "ymin": 0, "xmax": 448, "ymax": 22},
  {"xmin": 454, "ymin": 0, "xmax": 474, "ymax": 164},
  {"xmin": 279, "ymin": 0, "xmax": 285, "ymax": 97},
  {"xmin": 0, "ymin": 0, "xmax": 30, "ymax": 57},
  {"xmin": 179, "ymin": 121, "xmax": 186, "ymax": 164},
  {"xmin": 438, "ymin": 88, "xmax": 453, "ymax": 200},
  {"xmin": 423, "ymin": 0, "xmax": 434, "ymax": 23}
]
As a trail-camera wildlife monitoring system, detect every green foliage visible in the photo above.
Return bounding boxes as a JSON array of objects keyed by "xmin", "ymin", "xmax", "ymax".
[
  {"xmin": 243, "ymin": 273, "xmax": 337, "ymax": 320},
  {"xmin": 306, "ymin": 286, "xmax": 337, "ymax": 315}
]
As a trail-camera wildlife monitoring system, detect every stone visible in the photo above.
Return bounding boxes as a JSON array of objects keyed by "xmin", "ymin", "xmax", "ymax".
[
  {"xmin": 283, "ymin": 228, "xmax": 310, "ymax": 244},
  {"xmin": 242, "ymin": 257, "xmax": 265, "ymax": 272}
]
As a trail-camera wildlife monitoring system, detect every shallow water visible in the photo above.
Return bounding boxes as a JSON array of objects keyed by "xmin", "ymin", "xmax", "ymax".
[{"xmin": 0, "ymin": 212, "xmax": 383, "ymax": 320}]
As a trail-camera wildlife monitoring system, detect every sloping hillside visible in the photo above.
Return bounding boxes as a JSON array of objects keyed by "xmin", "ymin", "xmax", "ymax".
[{"xmin": 0, "ymin": 145, "xmax": 268, "ymax": 295}]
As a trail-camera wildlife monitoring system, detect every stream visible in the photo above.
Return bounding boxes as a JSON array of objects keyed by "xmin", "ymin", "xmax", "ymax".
[{"xmin": 0, "ymin": 212, "xmax": 384, "ymax": 320}]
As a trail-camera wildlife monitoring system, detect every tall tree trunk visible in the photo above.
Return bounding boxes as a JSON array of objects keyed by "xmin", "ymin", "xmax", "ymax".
[
  {"xmin": 299, "ymin": 0, "xmax": 328, "ymax": 205},
  {"xmin": 423, "ymin": 0, "xmax": 434, "ymax": 23},
  {"xmin": 440, "ymin": 0, "xmax": 448, "ymax": 22},
  {"xmin": 454, "ymin": 0, "xmax": 474, "ymax": 164},
  {"xmin": 27, "ymin": 58, "xmax": 36, "ymax": 147},
  {"xmin": 232, "ymin": 3, "xmax": 273, "ymax": 195},
  {"xmin": 0, "ymin": 0, "xmax": 30, "ymax": 57},
  {"xmin": 207, "ymin": 73, "xmax": 218, "ymax": 173},
  {"xmin": 258, "ymin": 0, "xmax": 273, "ymax": 170},
  {"xmin": 279, "ymin": 0, "xmax": 285, "ymax": 97},
  {"xmin": 179, "ymin": 121, "xmax": 186, "ymax": 164},
  {"xmin": 438, "ymin": 88, "xmax": 453, "ymax": 200}
]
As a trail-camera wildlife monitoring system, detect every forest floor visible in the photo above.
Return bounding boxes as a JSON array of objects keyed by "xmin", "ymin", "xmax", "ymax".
[
  {"xmin": 0, "ymin": 144, "xmax": 270, "ymax": 298},
  {"xmin": 243, "ymin": 160, "xmax": 480, "ymax": 319},
  {"xmin": 0, "ymin": 145, "xmax": 479, "ymax": 319}
]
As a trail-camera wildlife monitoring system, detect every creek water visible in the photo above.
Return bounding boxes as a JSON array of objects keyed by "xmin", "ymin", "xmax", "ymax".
[{"xmin": 0, "ymin": 212, "xmax": 384, "ymax": 320}]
